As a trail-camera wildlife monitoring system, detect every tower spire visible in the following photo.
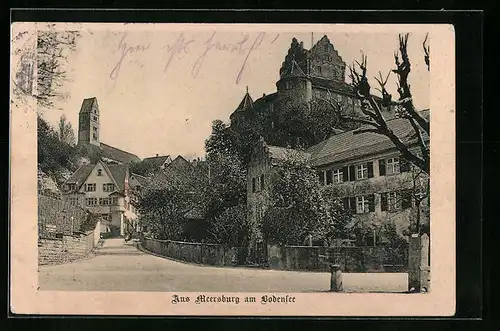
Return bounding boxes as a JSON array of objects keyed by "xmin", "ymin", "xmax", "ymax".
[
  {"xmin": 311, "ymin": 32, "xmax": 314, "ymax": 48},
  {"xmin": 246, "ymin": 86, "xmax": 248, "ymax": 93}
]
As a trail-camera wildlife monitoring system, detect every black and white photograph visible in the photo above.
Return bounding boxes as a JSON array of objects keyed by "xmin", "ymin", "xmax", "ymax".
[{"xmin": 10, "ymin": 22, "xmax": 455, "ymax": 316}]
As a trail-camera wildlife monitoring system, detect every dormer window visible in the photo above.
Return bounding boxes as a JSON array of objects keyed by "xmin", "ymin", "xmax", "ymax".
[{"xmin": 97, "ymin": 169, "xmax": 102, "ymax": 176}]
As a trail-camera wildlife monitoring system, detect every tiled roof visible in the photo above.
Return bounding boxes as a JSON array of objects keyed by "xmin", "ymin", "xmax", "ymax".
[
  {"xmin": 309, "ymin": 77, "xmax": 355, "ymax": 96},
  {"xmin": 130, "ymin": 173, "xmax": 149, "ymax": 186},
  {"xmin": 79, "ymin": 97, "xmax": 97, "ymax": 113},
  {"xmin": 268, "ymin": 145, "xmax": 310, "ymax": 162},
  {"xmin": 141, "ymin": 155, "xmax": 170, "ymax": 169},
  {"xmin": 65, "ymin": 164, "xmax": 94, "ymax": 186},
  {"xmin": 234, "ymin": 91, "xmax": 254, "ymax": 112},
  {"xmin": 100, "ymin": 142, "xmax": 141, "ymax": 164},
  {"xmin": 107, "ymin": 164, "xmax": 128, "ymax": 193},
  {"xmin": 280, "ymin": 60, "xmax": 306, "ymax": 79},
  {"xmin": 307, "ymin": 116, "xmax": 429, "ymax": 167}
]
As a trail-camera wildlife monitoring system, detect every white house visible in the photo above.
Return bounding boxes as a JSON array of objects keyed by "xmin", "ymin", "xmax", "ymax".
[{"xmin": 62, "ymin": 160, "xmax": 139, "ymax": 237}]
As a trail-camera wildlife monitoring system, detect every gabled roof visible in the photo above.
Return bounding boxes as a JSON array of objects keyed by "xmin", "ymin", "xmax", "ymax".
[
  {"xmin": 79, "ymin": 97, "xmax": 98, "ymax": 114},
  {"xmin": 307, "ymin": 116, "xmax": 429, "ymax": 167},
  {"xmin": 64, "ymin": 161, "xmax": 129, "ymax": 194},
  {"xmin": 100, "ymin": 142, "xmax": 141, "ymax": 164},
  {"xmin": 141, "ymin": 155, "xmax": 170, "ymax": 169}
]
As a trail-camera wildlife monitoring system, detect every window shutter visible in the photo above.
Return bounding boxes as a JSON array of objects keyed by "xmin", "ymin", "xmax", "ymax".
[
  {"xmin": 400, "ymin": 157, "xmax": 410, "ymax": 172},
  {"xmin": 342, "ymin": 197, "xmax": 349, "ymax": 210},
  {"xmin": 367, "ymin": 162, "xmax": 374, "ymax": 178},
  {"xmin": 401, "ymin": 190, "xmax": 412, "ymax": 209},
  {"xmin": 349, "ymin": 197, "xmax": 356, "ymax": 212},
  {"xmin": 368, "ymin": 194, "xmax": 375, "ymax": 212},
  {"xmin": 342, "ymin": 166, "xmax": 349, "ymax": 182},
  {"xmin": 318, "ymin": 171, "xmax": 325, "ymax": 185},
  {"xmin": 379, "ymin": 159, "xmax": 386, "ymax": 176},
  {"xmin": 349, "ymin": 165, "xmax": 356, "ymax": 181},
  {"xmin": 326, "ymin": 170, "xmax": 333, "ymax": 185},
  {"xmin": 380, "ymin": 193, "xmax": 388, "ymax": 211}
]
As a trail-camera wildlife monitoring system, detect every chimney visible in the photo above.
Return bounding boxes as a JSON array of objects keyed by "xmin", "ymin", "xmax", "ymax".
[
  {"xmin": 156, "ymin": 154, "xmax": 159, "ymax": 157},
  {"xmin": 263, "ymin": 93, "xmax": 266, "ymax": 97}
]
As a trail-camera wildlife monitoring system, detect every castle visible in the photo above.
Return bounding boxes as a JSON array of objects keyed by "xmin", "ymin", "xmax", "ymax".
[{"xmin": 229, "ymin": 35, "xmax": 394, "ymax": 130}]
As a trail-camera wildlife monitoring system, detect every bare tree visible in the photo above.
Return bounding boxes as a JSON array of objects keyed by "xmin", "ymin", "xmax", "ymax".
[
  {"xmin": 36, "ymin": 24, "xmax": 80, "ymax": 109},
  {"xmin": 58, "ymin": 114, "xmax": 76, "ymax": 146},
  {"xmin": 321, "ymin": 33, "xmax": 430, "ymax": 174}
]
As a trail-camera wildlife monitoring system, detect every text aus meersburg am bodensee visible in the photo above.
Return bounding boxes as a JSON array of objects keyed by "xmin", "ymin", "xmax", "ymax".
[{"xmin": 171, "ymin": 294, "xmax": 297, "ymax": 305}]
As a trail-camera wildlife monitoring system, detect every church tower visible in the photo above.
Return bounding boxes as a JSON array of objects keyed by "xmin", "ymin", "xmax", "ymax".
[{"xmin": 77, "ymin": 97, "xmax": 100, "ymax": 147}]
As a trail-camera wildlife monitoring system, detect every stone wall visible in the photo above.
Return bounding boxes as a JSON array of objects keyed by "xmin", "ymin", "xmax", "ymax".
[
  {"xmin": 267, "ymin": 244, "xmax": 408, "ymax": 273},
  {"xmin": 141, "ymin": 237, "xmax": 244, "ymax": 267},
  {"xmin": 38, "ymin": 231, "xmax": 96, "ymax": 265}
]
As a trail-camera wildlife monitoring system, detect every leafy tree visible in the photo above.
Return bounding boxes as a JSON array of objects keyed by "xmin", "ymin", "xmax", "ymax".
[
  {"xmin": 206, "ymin": 204, "xmax": 250, "ymax": 247},
  {"xmin": 37, "ymin": 114, "xmax": 80, "ymax": 176},
  {"xmin": 137, "ymin": 159, "xmax": 208, "ymax": 240},
  {"xmin": 58, "ymin": 114, "xmax": 76, "ymax": 146},
  {"xmin": 261, "ymin": 149, "xmax": 331, "ymax": 245}
]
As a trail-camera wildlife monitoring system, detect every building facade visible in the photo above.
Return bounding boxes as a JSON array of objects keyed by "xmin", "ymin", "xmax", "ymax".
[
  {"xmin": 62, "ymin": 161, "xmax": 139, "ymax": 237},
  {"xmin": 247, "ymin": 116, "xmax": 429, "ymax": 244}
]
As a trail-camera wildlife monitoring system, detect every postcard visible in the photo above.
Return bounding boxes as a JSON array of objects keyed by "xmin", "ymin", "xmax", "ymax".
[{"xmin": 10, "ymin": 22, "xmax": 455, "ymax": 316}]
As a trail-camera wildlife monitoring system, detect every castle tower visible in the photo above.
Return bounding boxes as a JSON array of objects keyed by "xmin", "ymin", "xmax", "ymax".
[
  {"xmin": 77, "ymin": 97, "xmax": 100, "ymax": 147},
  {"xmin": 276, "ymin": 56, "xmax": 312, "ymax": 103},
  {"xmin": 229, "ymin": 87, "xmax": 254, "ymax": 127}
]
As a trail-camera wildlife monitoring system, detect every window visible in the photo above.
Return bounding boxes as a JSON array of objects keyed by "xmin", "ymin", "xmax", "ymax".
[
  {"xmin": 386, "ymin": 157, "xmax": 400, "ymax": 175},
  {"xmin": 103, "ymin": 183, "xmax": 115, "ymax": 192},
  {"xmin": 260, "ymin": 174, "xmax": 265, "ymax": 191},
  {"xmin": 354, "ymin": 162, "xmax": 374, "ymax": 180},
  {"xmin": 101, "ymin": 214, "xmax": 110, "ymax": 221},
  {"xmin": 67, "ymin": 183, "xmax": 76, "ymax": 191},
  {"xmin": 387, "ymin": 192, "xmax": 402, "ymax": 211},
  {"xmin": 317, "ymin": 66, "xmax": 322, "ymax": 74},
  {"xmin": 97, "ymin": 169, "xmax": 103, "ymax": 176},
  {"xmin": 92, "ymin": 127, "xmax": 98, "ymax": 140},
  {"xmin": 99, "ymin": 197, "xmax": 110, "ymax": 206},
  {"xmin": 86, "ymin": 197, "xmax": 98, "ymax": 206},
  {"xmin": 92, "ymin": 115, "xmax": 98, "ymax": 122},
  {"xmin": 252, "ymin": 178, "xmax": 256, "ymax": 193},
  {"xmin": 356, "ymin": 164, "xmax": 368, "ymax": 180},
  {"xmin": 332, "ymin": 169, "xmax": 343, "ymax": 184},
  {"xmin": 285, "ymin": 81, "xmax": 293, "ymax": 90},
  {"xmin": 111, "ymin": 197, "xmax": 118, "ymax": 205},
  {"xmin": 324, "ymin": 44, "xmax": 329, "ymax": 52},
  {"xmin": 69, "ymin": 197, "xmax": 78, "ymax": 206},
  {"xmin": 85, "ymin": 183, "xmax": 96, "ymax": 192},
  {"xmin": 356, "ymin": 195, "xmax": 374, "ymax": 214}
]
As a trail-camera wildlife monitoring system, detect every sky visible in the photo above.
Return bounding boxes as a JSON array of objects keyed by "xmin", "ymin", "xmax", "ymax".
[{"xmin": 40, "ymin": 24, "xmax": 430, "ymax": 160}]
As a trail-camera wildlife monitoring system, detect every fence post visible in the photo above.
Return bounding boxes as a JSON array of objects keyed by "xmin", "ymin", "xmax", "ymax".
[
  {"xmin": 420, "ymin": 233, "xmax": 430, "ymax": 292},
  {"xmin": 408, "ymin": 233, "xmax": 430, "ymax": 292},
  {"xmin": 329, "ymin": 264, "xmax": 343, "ymax": 292}
]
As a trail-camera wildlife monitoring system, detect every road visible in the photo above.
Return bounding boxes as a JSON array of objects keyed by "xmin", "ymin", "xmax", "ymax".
[{"xmin": 38, "ymin": 238, "xmax": 408, "ymax": 292}]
